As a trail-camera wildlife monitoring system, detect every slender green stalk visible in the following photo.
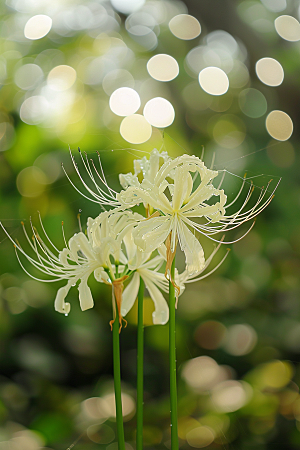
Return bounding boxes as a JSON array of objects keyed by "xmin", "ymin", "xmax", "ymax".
[
  {"xmin": 136, "ymin": 277, "xmax": 145, "ymax": 450},
  {"xmin": 112, "ymin": 306, "xmax": 125, "ymax": 450},
  {"xmin": 169, "ymin": 258, "xmax": 179, "ymax": 450}
]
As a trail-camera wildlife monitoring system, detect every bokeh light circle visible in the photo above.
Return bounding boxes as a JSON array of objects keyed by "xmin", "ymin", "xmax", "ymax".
[
  {"xmin": 143, "ymin": 97, "xmax": 175, "ymax": 128},
  {"xmin": 120, "ymin": 114, "xmax": 152, "ymax": 144},
  {"xmin": 169, "ymin": 14, "xmax": 201, "ymax": 40},
  {"xmin": 199, "ymin": 67, "xmax": 229, "ymax": 96},
  {"xmin": 186, "ymin": 426, "xmax": 215, "ymax": 448},
  {"xmin": 224, "ymin": 324, "xmax": 257, "ymax": 356},
  {"xmin": 17, "ymin": 166, "xmax": 48, "ymax": 197},
  {"xmin": 239, "ymin": 88, "xmax": 267, "ymax": 118},
  {"xmin": 47, "ymin": 65, "xmax": 77, "ymax": 91},
  {"xmin": 110, "ymin": 0, "xmax": 145, "ymax": 15},
  {"xmin": 275, "ymin": 15, "xmax": 300, "ymax": 41},
  {"xmin": 255, "ymin": 57, "xmax": 284, "ymax": 86},
  {"xmin": 14, "ymin": 64, "xmax": 44, "ymax": 90},
  {"xmin": 20, "ymin": 96, "xmax": 49, "ymax": 125},
  {"xmin": 24, "ymin": 15, "xmax": 52, "ymax": 40},
  {"xmin": 147, "ymin": 54, "xmax": 179, "ymax": 82},
  {"xmin": 102, "ymin": 69, "xmax": 135, "ymax": 96},
  {"xmin": 261, "ymin": 0, "xmax": 286, "ymax": 12},
  {"xmin": 109, "ymin": 87, "xmax": 141, "ymax": 117},
  {"xmin": 266, "ymin": 110, "xmax": 293, "ymax": 141},
  {"xmin": 212, "ymin": 380, "xmax": 251, "ymax": 413}
]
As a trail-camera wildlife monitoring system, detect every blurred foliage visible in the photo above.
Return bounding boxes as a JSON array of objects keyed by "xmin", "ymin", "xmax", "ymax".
[{"xmin": 0, "ymin": 0, "xmax": 300, "ymax": 449}]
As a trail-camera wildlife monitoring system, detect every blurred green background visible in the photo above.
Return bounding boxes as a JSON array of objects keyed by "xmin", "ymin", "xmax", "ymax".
[{"xmin": 0, "ymin": 0, "xmax": 300, "ymax": 449}]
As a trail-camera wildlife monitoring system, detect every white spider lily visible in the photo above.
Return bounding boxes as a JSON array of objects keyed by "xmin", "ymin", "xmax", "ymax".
[
  {"xmin": 1, "ymin": 210, "xmax": 174, "ymax": 327},
  {"xmin": 118, "ymin": 153, "xmax": 226, "ymax": 275},
  {"xmin": 117, "ymin": 152, "xmax": 277, "ymax": 276},
  {"xmin": 120, "ymin": 232, "xmax": 170, "ymax": 325},
  {"xmin": 0, "ymin": 211, "xmax": 143, "ymax": 316}
]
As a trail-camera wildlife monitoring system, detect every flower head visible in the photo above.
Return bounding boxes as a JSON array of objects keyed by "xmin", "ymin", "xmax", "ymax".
[
  {"xmin": 117, "ymin": 151, "xmax": 277, "ymax": 277},
  {"xmin": 1, "ymin": 209, "xmax": 173, "ymax": 327}
]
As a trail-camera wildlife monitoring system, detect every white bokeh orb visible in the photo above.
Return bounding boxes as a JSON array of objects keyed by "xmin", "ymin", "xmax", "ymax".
[
  {"xmin": 147, "ymin": 54, "xmax": 179, "ymax": 82},
  {"xmin": 120, "ymin": 114, "xmax": 152, "ymax": 144},
  {"xmin": 110, "ymin": 0, "xmax": 145, "ymax": 15},
  {"xmin": 24, "ymin": 15, "xmax": 52, "ymax": 40},
  {"xmin": 169, "ymin": 14, "xmax": 201, "ymax": 40},
  {"xmin": 199, "ymin": 67, "xmax": 229, "ymax": 96},
  {"xmin": 143, "ymin": 97, "xmax": 175, "ymax": 128},
  {"xmin": 109, "ymin": 87, "xmax": 141, "ymax": 117},
  {"xmin": 266, "ymin": 110, "xmax": 293, "ymax": 141},
  {"xmin": 255, "ymin": 57, "xmax": 284, "ymax": 87}
]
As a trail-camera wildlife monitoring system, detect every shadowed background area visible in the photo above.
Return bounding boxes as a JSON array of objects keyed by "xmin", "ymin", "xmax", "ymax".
[{"xmin": 0, "ymin": 0, "xmax": 300, "ymax": 449}]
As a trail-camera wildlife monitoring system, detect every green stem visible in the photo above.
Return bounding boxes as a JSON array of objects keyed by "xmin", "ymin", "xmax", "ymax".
[
  {"xmin": 169, "ymin": 258, "xmax": 179, "ymax": 450},
  {"xmin": 136, "ymin": 276, "xmax": 145, "ymax": 450},
  {"xmin": 112, "ymin": 306, "xmax": 125, "ymax": 450}
]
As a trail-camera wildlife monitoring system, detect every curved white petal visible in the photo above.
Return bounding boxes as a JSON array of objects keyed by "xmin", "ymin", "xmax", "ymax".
[
  {"xmin": 123, "ymin": 231, "xmax": 137, "ymax": 263},
  {"xmin": 121, "ymin": 272, "xmax": 140, "ymax": 316},
  {"xmin": 173, "ymin": 166, "xmax": 193, "ymax": 211},
  {"xmin": 178, "ymin": 220, "xmax": 205, "ymax": 275},
  {"xmin": 78, "ymin": 277, "xmax": 94, "ymax": 311},
  {"xmin": 133, "ymin": 217, "xmax": 171, "ymax": 252},
  {"xmin": 54, "ymin": 281, "xmax": 72, "ymax": 314},
  {"xmin": 142, "ymin": 276, "xmax": 169, "ymax": 325}
]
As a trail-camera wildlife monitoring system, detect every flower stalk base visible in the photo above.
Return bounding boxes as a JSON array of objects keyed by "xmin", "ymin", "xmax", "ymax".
[
  {"xmin": 136, "ymin": 277, "xmax": 145, "ymax": 450},
  {"xmin": 169, "ymin": 257, "xmax": 179, "ymax": 450}
]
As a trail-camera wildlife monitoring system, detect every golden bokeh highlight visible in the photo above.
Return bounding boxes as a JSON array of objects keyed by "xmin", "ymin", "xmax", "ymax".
[
  {"xmin": 47, "ymin": 65, "xmax": 77, "ymax": 91},
  {"xmin": 223, "ymin": 324, "xmax": 257, "ymax": 356},
  {"xmin": 17, "ymin": 166, "xmax": 48, "ymax": 197},
  {"xmin": 120, "ymin": 114, "xmax": 152, "ymax": 144},
  {"xmin": 199, "ymin": 67, "xmax": 229, "ymax": 96},
  {"xmin": 147, "ymin": 54, "xmax": 179, "ymax": 82},
  {"xmin": 143, "ymin": 97, "xmax": 175, "ymax": 128},
  {"xmin": 275, "ymin": 15, "xmax": 300, "ymax": 41},
  {"xmin": 169, "ymin": 14, "xmax": 201, "ymax": 40},
  {"xmin": 261, "ymin": 360, "xmax": 293, "ymax": 389},
  {"xmin": 255, "ymin": 57, "xmax": 284, "ymax": 87},
  {"xmin": 265, "ymin": 110, "xmax": 293, "ymax": 141},
  {"xmin": 211, "ymin": 381, "xmax": 252, "ymax": 412},
  {"xmin": 182, "ymin": 356, "xmax": 227, "ymax": 391},
  {"xmin": 109, "ymin": 87, "xmax": 141, "ymax": 117},
  {"xmin": 186, "ymin": 426, "xmax": 215, "ymax": 448},
  {"xmin": 24, "ymin": 15, "xmax": 52, "ymax": 40}
]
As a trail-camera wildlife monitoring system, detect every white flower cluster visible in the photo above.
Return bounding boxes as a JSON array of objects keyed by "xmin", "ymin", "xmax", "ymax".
[{"xmin": 2, "ymin": 149, "xmax": 276, "ymax": 327}]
